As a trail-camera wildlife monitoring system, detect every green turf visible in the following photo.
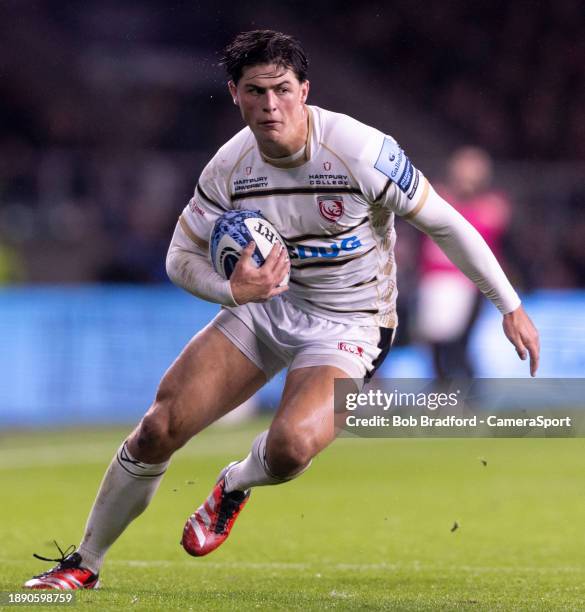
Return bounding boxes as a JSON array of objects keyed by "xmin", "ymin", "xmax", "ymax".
[{"xmin": 2, "ymin": 421, "xmax": 585, "ymax": 610}]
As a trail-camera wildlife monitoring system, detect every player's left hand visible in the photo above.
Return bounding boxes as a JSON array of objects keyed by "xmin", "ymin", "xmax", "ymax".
[{"xmin": 502, "ymin": 305, "xmax": 540, "ymax": 376}]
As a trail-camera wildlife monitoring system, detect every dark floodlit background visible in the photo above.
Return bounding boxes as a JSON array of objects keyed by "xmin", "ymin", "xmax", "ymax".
[{"xmin": 1, "ymin": 0, "xmax": 584, "ymax": 426}]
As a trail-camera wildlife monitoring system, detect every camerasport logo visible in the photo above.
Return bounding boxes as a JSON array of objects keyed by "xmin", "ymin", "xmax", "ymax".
[
  {"xmin": 338, "ymin": 342, "xmax": 364, "ymax": 357},
  {"xmin": 317, "ymin": 196, "xmax": 344, "ymax": 222}
]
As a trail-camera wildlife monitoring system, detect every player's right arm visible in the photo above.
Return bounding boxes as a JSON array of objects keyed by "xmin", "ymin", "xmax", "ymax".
[
  {"xmin": 166, "ymin": 159, "xmax": 288, "ymax": 305},
  {"xmin": 166, "ymin": 224, "xmax": 289, "ymax": 305},
  {"xmin": 166, "ymin": 220, "xmax": 237, "ymax": 305}
]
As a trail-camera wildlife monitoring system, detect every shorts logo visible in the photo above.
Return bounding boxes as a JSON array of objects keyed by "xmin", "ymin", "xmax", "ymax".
[
  {"xmin": 338, "ymin": 342, "xmax": 364, "ymax": 357},
  {"xmin": 245, "ymin": 166, "xmax": 252, "ymax": 175},
  {"xmin": 323, "ymin": 161, "xmax": 332, "ymax": 171},
  {"xmin": 317, "ymin": 196, "xmax": 344, "ymax": 222}
]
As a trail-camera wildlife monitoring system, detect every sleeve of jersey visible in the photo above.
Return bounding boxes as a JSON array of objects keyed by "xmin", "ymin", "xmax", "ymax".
[
  {"xmin": 358, "ymin": 134, "xmax": 520, "ymax": 314},
  {"xmin": 166, "ymin": 221, "xmax": 237, "ymax": 307},
  {"xmin": 407, "ymin": 186, "xmax": 521, "ymax": 314},
  {"xmin": 359, "ymin": 134, "xmax": 430, "ymax": 217},
  {"xmin": 179, "ymin": 159, "xmax": 231, "ymax": 250},
  {"xmin": 168, "ymin": 157, "xmax": 237, "ymax": 306}
]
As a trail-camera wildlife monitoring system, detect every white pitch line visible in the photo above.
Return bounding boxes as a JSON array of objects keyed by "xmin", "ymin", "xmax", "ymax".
[
  {"xmin": 0, "ymin": 443, "xmax": 119, "ymax": 470},
  {"xmin": 3, "ymin": 558, "xmax": 585, "ymax": 574},
  {"xmin": 102, "ymin": 560, "xmax": 585, "ymax": 575},
  {"xmin": 0, "ymin": 431, "xmax": 255, "ymax": 470}
]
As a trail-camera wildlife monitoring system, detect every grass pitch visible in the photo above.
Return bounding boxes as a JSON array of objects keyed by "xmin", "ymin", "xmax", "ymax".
[{"xmin": 2, "ymin": 421, "xmax": 585, "ymax": 610}]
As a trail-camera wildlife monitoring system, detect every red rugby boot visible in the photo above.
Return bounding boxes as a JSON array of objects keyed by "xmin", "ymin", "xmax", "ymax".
[
  {"xmin": 181, "ymin": 464, "xmax": 250, "ymax": 557},
  {"xmin": 24, "ymin": 543, "xmax": 99, "ymax": 590}
]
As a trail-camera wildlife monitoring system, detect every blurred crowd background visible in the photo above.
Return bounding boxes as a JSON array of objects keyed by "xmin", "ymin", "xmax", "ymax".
[
  {"xmin": 1, "ymin": 0, "xmax": 584, "ymax": 424},
  {"xmin": 2, "ymin": 0, "xmax": 584, "ymax": 290}
]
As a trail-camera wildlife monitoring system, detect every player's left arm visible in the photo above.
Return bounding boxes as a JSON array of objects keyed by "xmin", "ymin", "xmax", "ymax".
[
  {"xmin": 359, "ymin": 133, "xmax": 539, "ymax": 375},
  {"xmin": 405, "ymin": 184, "xmax": 540, "ymax": 376}
]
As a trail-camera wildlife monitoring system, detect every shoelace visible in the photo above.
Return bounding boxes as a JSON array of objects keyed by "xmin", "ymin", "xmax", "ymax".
[
  {"xmin": 214, "ymin": 489, "xmax": 247, "ymax": 534},
  {"xmin": 32, "ymin": 540, "xmax": 78, "ymax": 576}
]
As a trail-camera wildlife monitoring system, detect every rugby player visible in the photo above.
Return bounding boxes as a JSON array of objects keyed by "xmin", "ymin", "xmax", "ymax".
[{"xmin": 24, "ymin": 30, "xmax": 539, "ymax": 589}]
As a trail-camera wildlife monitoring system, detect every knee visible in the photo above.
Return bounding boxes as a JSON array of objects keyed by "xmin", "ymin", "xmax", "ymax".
[
  {"xmin": 265, "ymin": 422, "xmax": 317, "ymax": 478},
  {"xmin": 135, "ymin": 412, "xmax": 174, "ymax": 458},
  {"xmin": 130, "ymin": 391, "xmax": 185, "ymax": 462}
]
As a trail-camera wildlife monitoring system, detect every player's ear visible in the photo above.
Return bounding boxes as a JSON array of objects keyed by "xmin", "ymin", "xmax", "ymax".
[
  {"xmin": 300, "ymin": 79, "xmax": 310, "ymax": 104},
  {"xmin": 228, "ymin": 80, "xmax": 239, "ymax": 106}
]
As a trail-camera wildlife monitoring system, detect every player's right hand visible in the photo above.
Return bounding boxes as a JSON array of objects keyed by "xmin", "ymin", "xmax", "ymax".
[{"xmin": 230, "ymin": 241, "xmax": 290, "ymax": 304}]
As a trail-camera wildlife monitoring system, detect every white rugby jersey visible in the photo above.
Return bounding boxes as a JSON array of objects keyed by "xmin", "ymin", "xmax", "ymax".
[{"xmin": 180, "ymin": 105, "xmax": 430, "ymax": 328}]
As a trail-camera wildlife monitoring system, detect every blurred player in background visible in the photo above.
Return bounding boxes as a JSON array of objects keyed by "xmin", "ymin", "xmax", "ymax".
[
  {"xmin": 417, "ymin": 147, "xmax": 512, "ymax": 378},
  {"xmin": 24, "ymin": 30, "xmax": 539, "ymax": 590}
]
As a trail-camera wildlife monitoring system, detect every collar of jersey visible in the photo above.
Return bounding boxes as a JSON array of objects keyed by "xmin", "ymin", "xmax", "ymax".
[{"xmin": 259, "ymin": 106, "xmax": 313, "ymax": 169}]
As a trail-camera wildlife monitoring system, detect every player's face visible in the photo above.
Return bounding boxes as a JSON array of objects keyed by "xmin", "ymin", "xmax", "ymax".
[{"xmin": 228, "ymin": 64, "xmax": 310, "ymax": 157}]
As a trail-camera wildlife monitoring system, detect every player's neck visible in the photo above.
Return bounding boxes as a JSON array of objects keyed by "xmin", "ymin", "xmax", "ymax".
[
  {"xmin": 262, "ymin": 144, "xmax": 306, "ymax": 163},
  {"xmin": 257, "ymin": 107, "xmax": 309, "ymax": 159}
]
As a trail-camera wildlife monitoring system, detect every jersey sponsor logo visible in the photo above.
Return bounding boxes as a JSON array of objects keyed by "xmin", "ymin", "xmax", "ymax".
[
  {"xmin": 189, "ymin": 199, "xmax": 206, "ymax": 217},
  {"xmin": 308, "ymin": 173, "xmax": 349, "ymax": 186},
  {"xmin": 374, "ymin": 137, "xmax": 416, "ymax": 194},
  {"xmin": 233, "ymin": 176, "xmax": 269, "ymax": 192},
  {"xmin": 338, "ymin": 341, "xmax": 364, "ymax": 357},
  {"xmin": 407, "ymin": 169, "xmax": 420, "ymax": 200},
  {"xmin": 317, "ymin": 196, "xmax": 344, "ymax": 222},
  {"xmin": 288, "ymin": 236, "xmax": 362, "ymax": 260}
]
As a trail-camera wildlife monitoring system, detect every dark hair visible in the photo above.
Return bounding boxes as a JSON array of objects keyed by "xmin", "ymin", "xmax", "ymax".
[{"xmin": 220, "ymin": 30, "xmax": 309, "ymax": 84}]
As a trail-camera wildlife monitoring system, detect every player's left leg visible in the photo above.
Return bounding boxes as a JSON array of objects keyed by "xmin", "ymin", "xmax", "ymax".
[
  {"xmin": 182, "ymin": 364, "xmax": 351, "ymax": 556},
  {"xmin": 182, "ymin": 299, "xmax": 393, "ymax": 557},
  {"xmin": 238, "ymin": 364, "xmax": 346, "ymax": 481}
]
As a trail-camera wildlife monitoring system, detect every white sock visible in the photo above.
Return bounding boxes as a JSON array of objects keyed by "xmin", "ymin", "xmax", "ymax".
[
  {"xmin": 224, "ymin": 430, "xmax": 311, "ymax": 493},
  {"xmin": 77, "ymin": 441, "xmax": 169, "ymax": 574}
]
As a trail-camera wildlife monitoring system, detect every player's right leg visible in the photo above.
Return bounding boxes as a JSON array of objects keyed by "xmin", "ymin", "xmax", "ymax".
[
  {"xmin": 181, "ymin": 363, "xmax": 353, "ymax": 557},
  {"xmin": 24, "ymin": 323, "xmax": 266, "ymax": 589}
]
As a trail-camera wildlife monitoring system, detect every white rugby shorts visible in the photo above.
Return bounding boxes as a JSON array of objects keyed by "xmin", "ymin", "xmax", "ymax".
[{"xmin": 212, "ymin": 295, "xmax": 394, "ymax": 381}]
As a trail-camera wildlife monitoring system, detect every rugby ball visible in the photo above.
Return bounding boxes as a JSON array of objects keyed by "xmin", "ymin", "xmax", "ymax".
[{"xmin": 210, "ymin": 210, "xmax": 289, "ymax": 284}]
